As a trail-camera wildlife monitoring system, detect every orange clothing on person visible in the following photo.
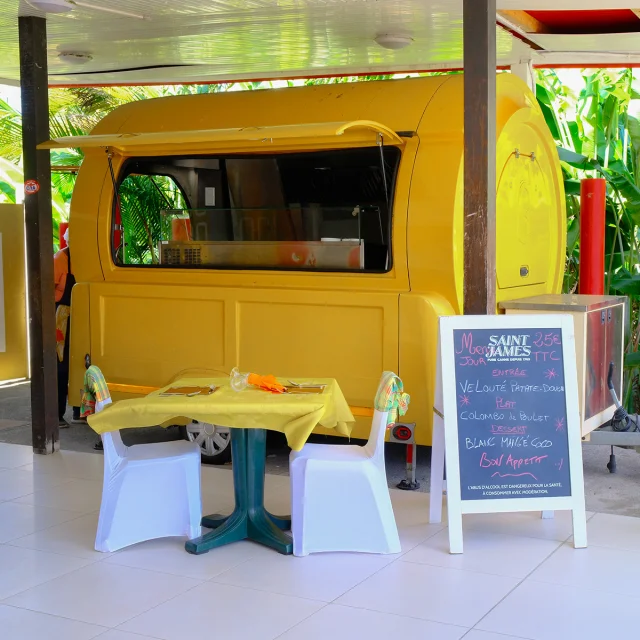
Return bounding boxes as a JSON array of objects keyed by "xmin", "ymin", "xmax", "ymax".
[{"xmin": 53, "ymin": 248, "xmax": 70, "ymax": 304}]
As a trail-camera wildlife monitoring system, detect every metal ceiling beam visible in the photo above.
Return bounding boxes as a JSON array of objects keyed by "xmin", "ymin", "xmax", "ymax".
[
  {"xmin": 463, "ymin": 0, "xmax": 497, "ymax": 315},
  {"xmin": 19, "ymin": 16, "xmax": 59, "ymax": 454}
]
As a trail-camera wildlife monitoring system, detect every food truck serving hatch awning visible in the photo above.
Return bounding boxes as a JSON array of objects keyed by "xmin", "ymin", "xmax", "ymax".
[{"xmin": 37, "ymin": 120, "xmax": 407, "ymax": 154}]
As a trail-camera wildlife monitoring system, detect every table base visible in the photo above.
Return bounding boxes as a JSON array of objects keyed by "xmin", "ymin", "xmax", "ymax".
[{"xmin": 185, "ymin": 428, "xmax": 293, "ymax": 555}]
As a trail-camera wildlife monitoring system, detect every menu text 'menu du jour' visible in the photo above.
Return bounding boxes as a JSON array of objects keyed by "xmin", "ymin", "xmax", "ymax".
[{"xmin": 456, "ymin": 331, "xmax": 563, "ymax": 365}]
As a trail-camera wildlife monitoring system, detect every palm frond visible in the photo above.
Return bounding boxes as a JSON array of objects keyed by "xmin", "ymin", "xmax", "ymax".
[
  {"xmin": 119, "ymin": 174, "xmax": 184, "ymax": 264},
  {"xmin": 0, "ymin": 98, "xmax": 23, "ymax": 163},
  {"xmin": 51, "ymin": 149, "xmax": 84, "ymax": 167}
]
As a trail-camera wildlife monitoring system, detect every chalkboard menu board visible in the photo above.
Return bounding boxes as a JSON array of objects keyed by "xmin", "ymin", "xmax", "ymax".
[
  {"xmin": 452, "ymin": 327, "xmax": 571, "ymax": 501},
  {"xmin": 430, "ymin": 315, "xmax": 587, "ymax": 554}
]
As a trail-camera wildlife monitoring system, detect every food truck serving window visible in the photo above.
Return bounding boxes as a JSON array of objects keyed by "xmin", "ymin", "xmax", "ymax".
[{"xmin": 113, "ymin": 147, "xmax": 400, "ymax": 272}]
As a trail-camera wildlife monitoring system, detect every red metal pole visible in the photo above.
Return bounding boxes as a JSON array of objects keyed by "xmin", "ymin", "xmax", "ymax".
[
  {"xmin": 59, "ymin": 221, "xmax": 68, "ymax": 249},
  {"xmin": 579, "ymin": 178, "xmax": 607, "ymax": 295}
]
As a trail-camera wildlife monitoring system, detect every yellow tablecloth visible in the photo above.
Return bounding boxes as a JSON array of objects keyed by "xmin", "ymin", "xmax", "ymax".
[{"xmin": 87, "ymin": 377, "xmax": 354, "ymax": 451}]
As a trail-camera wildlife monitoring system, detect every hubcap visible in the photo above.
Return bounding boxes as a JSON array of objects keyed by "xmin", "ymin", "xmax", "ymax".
[{"xmin": 185, "ymin": 422, "xmax": 230, "ymax": 458}]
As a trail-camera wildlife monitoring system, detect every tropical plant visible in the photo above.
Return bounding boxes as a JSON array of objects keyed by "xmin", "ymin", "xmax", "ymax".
[
  {"xmin": 0, "ymin": 85, "xmax": 202, "ymax": 246},
  {"xmin": 536, "ymin": 68, "xmax": 640, "ymax": 409},
  {"xmin": 0, "ymin": 156, "xmax": 20, "ymax": 203},
  {"xmin": 1, "ymin": 83, "xmax": 305, "ymax": 248},
  {"xmin": 118, "ymin": 174, "xmax": 186, "ymax": 265},
  {"xmin": 0, "ymin": 144, "xmax": 71, "ymax": 244}
]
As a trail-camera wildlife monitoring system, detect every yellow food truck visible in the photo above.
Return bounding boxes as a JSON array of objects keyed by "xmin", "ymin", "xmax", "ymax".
[{"xmin": 45, "ymin": 74, "xmax": 565, "ymax": 463}]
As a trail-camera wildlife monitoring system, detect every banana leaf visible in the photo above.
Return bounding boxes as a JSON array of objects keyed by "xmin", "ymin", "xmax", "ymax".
[
  {"xmin": 563, "ymin": 179, "xmax": 581, "ymax": 195},
  {"xmin": 610, "ymin": 269, "xmax": 640, "ymax": 295},
  {"xmin": 0, "ymin": 180, "xmax": 15, "ymax": 203},
  {"xmin": 624, "ymin": 351, "xmax": 640, "ymax": 368}
]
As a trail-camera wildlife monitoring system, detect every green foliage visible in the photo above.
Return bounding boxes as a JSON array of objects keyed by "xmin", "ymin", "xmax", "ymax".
[
  {"xmin": 536, "ymin": 68, "xmax": 640, "ymax": 409},
  {"xmin": 0, "ymin": 84, "xmax": 219, "ymax": 249},
  {"xmin": 0, "ymin": 98, "xmax": 22, "ymax": 163},
  {"xmin": 0, "ymin": 181, "xmax": 15, "ymax": 202},
  {"xmin": 0, "ymin": 157, "xmax": 20, "ymax": 203},
  {"xmin": 118, "ymin": 174, "xmax": 185, "ymax": 265}
]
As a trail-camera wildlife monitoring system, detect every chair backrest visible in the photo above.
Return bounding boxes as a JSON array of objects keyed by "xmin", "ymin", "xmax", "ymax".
[
  {"xmin": 364, "ymin": 372, "xmax": 409, "ymax": 463},
  {"xmin": 101, "ymin": 431, "xmax": 127, "ymax": 472},
  {"xmin": 96, "ymin": 399, "xmax": 127, "ymax": 472},
  {"xmin": 364, "ymin": 409, "xmax": 390, "ymax": 463}
]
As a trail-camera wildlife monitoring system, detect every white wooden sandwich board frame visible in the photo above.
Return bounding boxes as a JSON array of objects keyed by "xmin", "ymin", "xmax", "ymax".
[{"xmin": 429, "ymin": 314, "xmax": 587, "ymax": 553}]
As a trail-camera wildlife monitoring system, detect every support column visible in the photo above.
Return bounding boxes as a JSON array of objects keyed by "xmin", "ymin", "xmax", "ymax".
[
  {"xmin": 19, "ymin": 16, "xmax": 59, "ymax": 454},
  {"xmin": 463, "ymin": 0, "xmax": 497, "ymax": 315}
]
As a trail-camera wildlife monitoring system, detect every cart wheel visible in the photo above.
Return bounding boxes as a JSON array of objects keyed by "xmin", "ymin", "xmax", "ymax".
[{"xmin": 180, "ymin": 422, "xmax": 231, "ymax": 465}]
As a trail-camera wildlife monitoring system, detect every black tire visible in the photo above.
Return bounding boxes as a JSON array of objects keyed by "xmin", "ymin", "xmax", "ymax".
[{"xmin": 179, "ymin": 422, "xmax": 232, "ymax": 465}]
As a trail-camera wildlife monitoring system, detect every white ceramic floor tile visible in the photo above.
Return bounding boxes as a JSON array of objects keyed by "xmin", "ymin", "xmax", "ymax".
[
  {"xmin": 263, "ymin": 484, "xmax": 291, "ymax": 516},
  {"xmin": 390, "ymin": 488, "xmax": 431, "ymax": 506},
  {"xmin": 0, "ymin": 468, "xmax": 73, "ymax": 501},
  {"xmin": 583, "ymin": 513, "xmax": 640, "ymax": 552},
  {"xmin": 0, "ymin": 443, "xmax": 34, "ymax": 469},
  {"xmin": 265, "ymin": 472, "xmax": 291, "ymax": 488},
  {"xmin": 119, "ymin": 581, "xmax": 323, "ymax": 640},
  {"xmin": 201, "ymin": 467, "xmax": 286, "ymax": 489},
  {"xmin": 477, "ymin": 579, "xmax": 640, "ymax": 640},
  {"xmin": 388, "ymin": 492, "xmax": 446, "ymax": 552},
  {"xmin": 5, "ymin": 563, "xmax": 201, "ymax": 628},
  {"xmin": 14, "ymin": 478, "xmax": 103, "ymax": 513},
  {"xmin": 0, "ymin": 501, "xmax": 82, "ymax": 543},
  {"xmin": 391, "ymin": 490, "xmax": 436, "ymax": 526},
  {"xmin": 397, "ymin": 522, "xmax": 444, "ymax": 554},
  {"xmin": 200, "ymin": 468, "xmax": 287, "ymax": 515},
  {"xmin": 0, "ymin": 604, "xmax": 105, "ymax": 640},
  {"xmin": 10, "ymin": 513, "xmax": 110, "ymax": 560},
  {"xmin": 463, "ymin": 510, "xmax": 586, "ymax": 542},
  {"xmin": 0, "ymin": 443, "xmax": 637, "ymax": 640},
  {"xmin": 530, "ymin": 542, "xmax": 640, "ymax": 597},
  {"xmin": 21, "ymin": 450, "xmax": 105, "ymax": 481},
  {"xmin": 276, "ymin": 604, "xmax": 467, "ymax": 640},
  {"xmin": 200, "ymin": 492, "xmax": 235, "ymax": 518},
  {"xmin": 212, "ymin": 549, "xmax": 393, "ymax": 602},
  {"xmin": 200, "ymin": 467, "xmax": 234, "ymax": 493},
  {"xmin": 105, "ymin": 537, "xmax": 268, "ymax": 580},
  {"xmin": 463, "ymin": 632, "xmax": 529, "ymax": 640},
  {"xmin": 402, "ymin": 528, "xmax": 560, "ymax": 578},
  {"xmin": 95, "ymin": 631, "xmax": 159, "ymax": 640},
  {"xmin": 0, "ymin": 544, "xmax": 92, "ymax": 599},
  {"xmin": 336, "ymin": 560, "xmax": 518, "ymax": 627}
]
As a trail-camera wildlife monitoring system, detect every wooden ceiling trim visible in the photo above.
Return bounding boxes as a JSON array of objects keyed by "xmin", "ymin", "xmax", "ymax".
[{"xmin": 497, "ymin": 10, "xmax": 550, "ymax": 35}]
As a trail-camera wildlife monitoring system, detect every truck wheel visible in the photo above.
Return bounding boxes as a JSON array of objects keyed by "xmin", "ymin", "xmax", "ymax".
[{"xmin": 180, "ymin": 421, "xmax": 231, "ymax": 465}]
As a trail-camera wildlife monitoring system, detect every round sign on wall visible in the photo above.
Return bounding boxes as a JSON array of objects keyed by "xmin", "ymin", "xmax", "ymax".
[{"xmin": 24, "ymin": 180, "xmax": 40, "ymax": 195}]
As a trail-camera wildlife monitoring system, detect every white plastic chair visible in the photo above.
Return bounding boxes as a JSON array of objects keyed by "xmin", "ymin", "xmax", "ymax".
[
  {"xmin": 289, "ymin": 372, "xmax": 404, "ymax": 556},
  {"xmin": 95, "ymin": 416, "xmax": 202, "ymax": 553}
]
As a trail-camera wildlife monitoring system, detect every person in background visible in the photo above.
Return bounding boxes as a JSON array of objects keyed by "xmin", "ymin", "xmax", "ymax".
[{"xmin": 54, "ymin": 228, "xmax": 81, "ymax": 426}]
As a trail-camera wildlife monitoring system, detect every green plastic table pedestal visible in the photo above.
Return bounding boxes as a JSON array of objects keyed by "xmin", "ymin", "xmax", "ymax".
[{"xmin": 185, "ymin": 428, "xmax": 293, "ymax": 555}]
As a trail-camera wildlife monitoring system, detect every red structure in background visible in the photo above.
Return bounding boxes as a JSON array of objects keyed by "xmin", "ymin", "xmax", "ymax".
[
  {"xmin": 527, "ymin": 10, "xmax": 640, "ymax": 34},
  {"xmin": 579, "ymin": 178, "xmax": 607, "ymax": 295},
  {"xmin": 59, "ymin": 221, "xmax": 69, "ymax": 249}
]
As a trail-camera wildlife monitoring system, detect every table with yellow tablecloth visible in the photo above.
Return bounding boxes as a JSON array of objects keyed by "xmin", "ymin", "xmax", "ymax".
[{"xmin": 88, "ymin": 377, "xmax": 355, "ymax": 555}]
